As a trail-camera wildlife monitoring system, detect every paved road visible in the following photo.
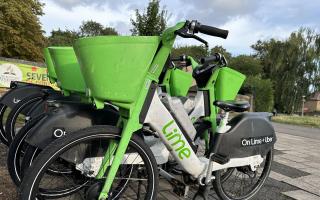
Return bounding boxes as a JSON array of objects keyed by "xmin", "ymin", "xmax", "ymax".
[
  {"xmin": 158, "ymin": 123, "xmax": 320, "ymax": 200},
  {"xmin": 273, "ymin": 122, "xmax": 320, "ymax": 140},
  {"xmin": 0, "ymin": 123, "xmax": 319, "ymax": 200},
  {"xmin": 269, "ymin": 124, "xmax": 320, "ymax": 200}
]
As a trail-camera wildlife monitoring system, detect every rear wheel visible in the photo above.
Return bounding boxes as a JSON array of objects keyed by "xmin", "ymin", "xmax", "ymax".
[
  {"xmin": 0, "ymin": 103, "xmax": 9, "ymax": 145},
  {"xmin": 212, "ymin": 148, "xmax": 273, "ymax": 200},
  {"xmin": 5, "ymin": 93, "xmax": 45, "ymax": 144},
  {"xmin": 7, "ymin": 114, "xmax": 46, "ymax": 186},
  {"xmin": 19, "ymin": 126, "xmax": 159, "ymax": 200}
]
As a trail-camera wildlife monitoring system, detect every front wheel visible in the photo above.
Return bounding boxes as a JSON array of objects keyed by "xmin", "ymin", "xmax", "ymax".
[
  {"xmin": 19, "ymin": 125, "xmax": 159, "ymax": 200},
  {"xmin": 212, "ymin": 148, "xmax": 273, "ymax": 200}
]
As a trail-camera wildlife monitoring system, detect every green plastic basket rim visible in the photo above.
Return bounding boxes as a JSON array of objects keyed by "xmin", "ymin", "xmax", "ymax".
[
  {"xmin": 48, "ymin": 46, "xmax": 74, "ymax": 53},
  {"xmin": 74, "ymin": 36, "xmax": 161, "ymax": 47},
  {"xmin": 44, "ymin": 48, "xmax": 58, "ymax": 82},
  {"xmin": 220, "ymin": 67, "xmax": 246, "ymax": 78}
]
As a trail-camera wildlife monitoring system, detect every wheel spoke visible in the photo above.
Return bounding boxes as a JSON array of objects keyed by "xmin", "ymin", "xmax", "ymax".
[
  {"xmin": 21, "ymin": 131, "xmax": 158, "ymax": 200},
  {"xmin": 214, "ymin": 150, "xmax": 273, "ymax": 199}
]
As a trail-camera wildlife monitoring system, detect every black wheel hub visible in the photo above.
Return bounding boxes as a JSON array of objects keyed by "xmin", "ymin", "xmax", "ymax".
[{"xmin": 237, "ymin": 166, "xmax": 256, "ymax": 178}]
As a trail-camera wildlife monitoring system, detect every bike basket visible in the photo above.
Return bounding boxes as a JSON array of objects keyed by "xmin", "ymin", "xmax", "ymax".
[
  {"xmin": 43, "ymin": 48, "xmax": 57, "ymax": 83},
  {"xmin": 48, "ymin": 47, "xmax": 86, "ymax": 94},
  {"xmin": 215, "ymin": 67, "xmax": 245, "ymax": 101},
  {"xmin": 170, "ymin": 69, "xmax": 193, "ymax": 97},
  {"xmin": 74, "ymin": 36, "xmax": 160, "ymax": 105}
]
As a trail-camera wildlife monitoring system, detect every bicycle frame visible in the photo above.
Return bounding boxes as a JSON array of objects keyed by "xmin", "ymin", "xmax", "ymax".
[
  {"xmin": 144, "ymin": 89, "xmax": 206, "ymax": 177},
  {"xmin": 95, "ymin": 22, "xmax": 183, "ymax": 199},
  {"xmin": 96, "ymin": 21, "xmax": 224, "ymax": 199}
]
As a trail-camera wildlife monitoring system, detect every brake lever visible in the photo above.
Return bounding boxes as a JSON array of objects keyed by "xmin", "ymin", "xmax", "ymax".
[
  {"xmin": 193, "ymin": 35, "xmax": 208, "ymax": 47},
  {"xmin": 175, "ymin": 29, "xmax": 208, "ymax": 47}
]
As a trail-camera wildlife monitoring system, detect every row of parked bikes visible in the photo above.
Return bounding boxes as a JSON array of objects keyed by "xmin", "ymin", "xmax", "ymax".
[{"xmin": 0, "ymin": 20, "xmax": 276, "ymax": 200}]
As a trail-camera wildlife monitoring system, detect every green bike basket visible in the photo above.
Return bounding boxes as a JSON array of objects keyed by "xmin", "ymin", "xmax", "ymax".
[
  {"xmin": 215, "ymin": 67, "xmax": 246, "ymax": 101},
  {"xmin": 74, "ymin": 36, "xmax": 160, "ymax": 105},
  {"xmin": 48, "ymin": 47, "xmax": 86, "ymax": 94},
  {"xmin": 170, "ymin": 69, "xmax": 193, "ymax": 97},
  {"xmin": 43, "ymin": 48, "xmax": 57, "ymax": 83}
]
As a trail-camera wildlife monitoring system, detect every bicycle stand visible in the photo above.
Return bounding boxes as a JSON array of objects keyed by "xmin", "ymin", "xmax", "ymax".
[{"xmin": 193, "ymin": 185, "xmax": 209, "ymax": 200}]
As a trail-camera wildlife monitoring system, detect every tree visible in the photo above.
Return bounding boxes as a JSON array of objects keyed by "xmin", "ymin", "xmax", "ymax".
[
  {"xmin": 229, "ymin": 55, "xmax": 263, "ymax": 77},
  {"xmin": 252, "ymin": 28, "xmax": 320, "ymax": 113},
  {"xmin": 130, "ymin": 0, "xmax": 168, "ymax": 36},
  {"xmin": 101, "ymin": 27, "xmax": 118, "ymax": 36},
  {"xmin": 0, "ymin": 0, "xmax": 46, "ymax": 61},
  {"xmin": 171, "ymin": 45, "xmax": 208, "ymax": 61},
  {"xmin": 210, "ymin": 46, "xmax": 232, "ymax": 61},
  {"xmin": 79, "ymin": 20, "xmax": 118, "ymax": 37},
  {"xmin": 243, "ymin": 76, "xmax": 274, "ymax": 112},
  {"xmin": 48, "ymin": 21, "xmax": 118, "ymax": 46},
  {"xmin": 79, "ymin": 20, "xmax": 104, "ymax": 37},
  {"xmin": 48, "ymin": 29, "xmax": 79, "ymax": 46}
]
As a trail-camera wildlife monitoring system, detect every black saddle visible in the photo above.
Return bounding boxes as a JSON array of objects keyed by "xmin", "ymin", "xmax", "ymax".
[{"xmin": 214, "ymin": 100, "xmax": 250, "ymax": 112}]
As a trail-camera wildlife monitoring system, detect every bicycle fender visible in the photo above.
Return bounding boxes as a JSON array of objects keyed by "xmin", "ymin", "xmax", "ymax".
[
  {"xmin": 211, "ymin": 112, "xmax": 276, "ymax": 160},
  {"xmin": 25, "ymin": 103, "xmax": 119, "ymax": 150},
  {"xmin": 0, "ymin": 85, "xmax": 45, "ymax": 109}
]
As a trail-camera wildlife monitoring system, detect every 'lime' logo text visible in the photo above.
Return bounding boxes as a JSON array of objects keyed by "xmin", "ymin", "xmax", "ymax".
[{"xmin": 162, "ymin": 120, "xmax": 191, "ymax": 160}]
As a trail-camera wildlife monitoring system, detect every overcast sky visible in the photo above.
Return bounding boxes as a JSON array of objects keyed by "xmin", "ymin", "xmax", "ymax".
[{"xmin": 39, "ymin": 0, "xmax": 320, "ymax": 55}]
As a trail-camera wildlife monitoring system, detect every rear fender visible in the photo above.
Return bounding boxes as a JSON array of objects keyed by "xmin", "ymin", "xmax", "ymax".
[
  {"xmin": 211, "ymin": 112, "xmax": 276, "ymax": 160},
  {"xmin": 0, "ymin": 85, "xmax": 45, "ymax": 109},
  {"xmin": 25, "ymin": 103, "xmax": 119, "ymax": 150}
]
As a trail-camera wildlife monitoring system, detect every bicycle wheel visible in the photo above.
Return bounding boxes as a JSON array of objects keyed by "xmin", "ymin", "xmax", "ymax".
[
  {"xmin": 7, "ymin": 113, "xmax": 46, "ymax": 186},
  {"xmin": 20, "ymin": 125, "xmax": 159, "ymax": 200},
  {"xmin": 5, "ymin": 93, "xmax": 45, "ymax": 144},
  {"xmin": 212, "ymin": 148, "xmax": 273, "ymax": 200},
  {"xmin": 0, "ymin": 103, "xmax": 9, "ymax": 145}
]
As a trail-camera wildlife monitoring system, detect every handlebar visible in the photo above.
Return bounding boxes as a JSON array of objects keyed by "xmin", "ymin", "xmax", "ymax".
[
  {"xmin": 201, "ymin": 53, "xmax": 228, "ymax": 66},
  {"xmin": 174, "ymin": 20, "xmax": 228, "ymax": 46},
  {"xmin": 195, "ymin": 24, "xmax": 228, "ymax": 39},
  {"xmin": 189, "ymin": 20, "xmax": 228, "ymax": 39},
  {"xmin": 171, "ymin": 55, "xmax": 199, "ymax": 70},
  {"xmin": 171, "ymin": 55, "xmax": 188, "ymax": 62},
  {"xmin": 200, "ymin": 53, "xmax": 221, "ymax": 64}
]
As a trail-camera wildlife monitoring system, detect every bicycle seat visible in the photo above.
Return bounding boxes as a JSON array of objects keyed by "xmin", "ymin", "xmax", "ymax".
[{"xmin": 214, "ymin": 100, "xmax": 250, "ymax": 112}]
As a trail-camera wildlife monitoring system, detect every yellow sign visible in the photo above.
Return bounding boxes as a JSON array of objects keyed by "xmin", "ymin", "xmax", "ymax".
[{"xmin": 0, "ymin": 60, "xmax": 58, "ymax": 90}]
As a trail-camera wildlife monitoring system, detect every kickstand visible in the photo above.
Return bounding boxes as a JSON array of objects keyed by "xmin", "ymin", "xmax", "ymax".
[{"xmin": 193, "ymin": 185, "xmax": 209, "ymax": 200}]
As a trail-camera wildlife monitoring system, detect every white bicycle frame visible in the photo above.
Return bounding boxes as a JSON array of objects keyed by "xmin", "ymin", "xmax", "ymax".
[
  {"xmin": 144, "ymin": 89, "xmax": 263, "ymax": 179},
  {"xmin": 76, "ymin": 88, "xmax": 263, "ymax": 181}
]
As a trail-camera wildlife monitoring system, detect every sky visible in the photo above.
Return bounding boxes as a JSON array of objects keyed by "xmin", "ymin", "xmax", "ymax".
[{"xmin": 39, "ymin": 0, "xmax": 320, "ymax": 55}]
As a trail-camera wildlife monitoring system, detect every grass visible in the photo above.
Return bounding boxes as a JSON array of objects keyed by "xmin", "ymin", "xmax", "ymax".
[{"xmin": 272, "ymin": 114, "xmax": 320, "ymax": 128}]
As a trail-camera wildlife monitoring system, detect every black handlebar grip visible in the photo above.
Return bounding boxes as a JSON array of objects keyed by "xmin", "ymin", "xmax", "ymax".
[
  {"xmin": 200, "ymin": 53, "xmax": 221, "ymax": 64},
  {"xmin": 197, "ymin": 25, "xmax": 229, "ymax": 39},
  {"xmin": 171, "ymin": 55, "xmax": 187, "ymax": 62}
]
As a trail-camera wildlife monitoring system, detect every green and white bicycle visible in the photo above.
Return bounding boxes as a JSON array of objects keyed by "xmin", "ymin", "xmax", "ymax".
[{"xmin": 19, "ymin": 20, "xmax": 276, "ymax": 200}]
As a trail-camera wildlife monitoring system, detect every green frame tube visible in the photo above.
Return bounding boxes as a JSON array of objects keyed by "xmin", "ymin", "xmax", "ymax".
[
  {"xmin": 97, "ymin": 22, "xmax": 186, "ymax": 199},
  {"xmin": 92, "ymin": 21, "xmax": 244, "ymax": 199}
]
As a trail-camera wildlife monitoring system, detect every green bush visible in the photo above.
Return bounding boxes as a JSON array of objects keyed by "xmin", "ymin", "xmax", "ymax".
[{"xmin": 244, "ymin": 76, "xmax": 274, "ymax": 112}]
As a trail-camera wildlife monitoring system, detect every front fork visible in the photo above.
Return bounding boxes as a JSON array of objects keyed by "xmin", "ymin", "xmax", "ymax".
[
  {"xmin": 96, "ymin": 80, "xmax": 152, "ymax": 199},
  {"xmin": 98, "ymin": 118, "xmax": 141, "ymax": 199}
]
